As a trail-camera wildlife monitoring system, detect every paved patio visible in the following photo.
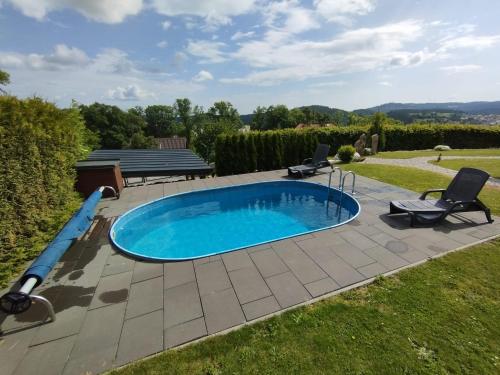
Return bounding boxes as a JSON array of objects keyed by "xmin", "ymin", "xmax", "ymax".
[{"xmin": 1, "ymin": 169, "xmax": 499, "ymax": 375}]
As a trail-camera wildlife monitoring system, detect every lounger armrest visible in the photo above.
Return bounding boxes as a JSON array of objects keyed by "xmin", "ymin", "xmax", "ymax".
[
  {"xmin": 302, "ymin": 158, "xmax": 312, "ymax": 165},
  {"xmin": 420, "ymin": 189, "xmax": 446, "ymax": 200}
]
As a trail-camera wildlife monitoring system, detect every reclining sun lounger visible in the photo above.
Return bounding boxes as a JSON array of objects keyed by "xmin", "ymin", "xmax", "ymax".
[
  {"xmin": 389, "ymin": 167, "xmax": 493, "ymax": 226},
  {"xmin": 288, "ymin": 144, "xmax": 330, "ymax": 178}
]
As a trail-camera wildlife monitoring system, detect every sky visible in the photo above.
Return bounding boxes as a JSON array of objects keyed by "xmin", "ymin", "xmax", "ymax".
[{"xmin": 0, "ymin": 0, "xmax": 499, "ymax": 113}]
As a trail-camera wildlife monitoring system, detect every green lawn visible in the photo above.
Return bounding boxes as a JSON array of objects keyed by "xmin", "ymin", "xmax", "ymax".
[
  {"xmin": 112, "ymin": 239, "xmax": 500, "ymax": 375},
  {"xmin": 341, "ymin": 164, "xmax": 500, "ymax": 216},
  {"xmin": 429, "ymin": 159, "xmax": 500, "ymax": 179},
  {"xmin": 112, "ymin": 164, "xmax": 500, "ymax": 375},
  {"xmin": 373, "ymin": 149, "xmax": 500, "ymax": 159}
]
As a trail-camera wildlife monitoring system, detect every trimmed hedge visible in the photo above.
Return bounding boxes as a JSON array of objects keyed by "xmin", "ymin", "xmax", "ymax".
[
  {"xmin": 215, "ymin": 124, "xmax": 500, "ymax": 176},
  {"xmin": 0, "ymin": 96, "xmax": 86, "ymax": 286}
]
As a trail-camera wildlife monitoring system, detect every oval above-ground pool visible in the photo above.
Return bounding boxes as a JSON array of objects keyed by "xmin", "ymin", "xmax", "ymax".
[{"xmin": 110, "ymin": 180, "xmax": 360, "ymax": 261}]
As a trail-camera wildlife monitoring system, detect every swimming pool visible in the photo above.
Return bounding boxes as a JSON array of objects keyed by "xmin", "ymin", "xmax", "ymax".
[{"xmin": 110, "ymin": 180, "xmax": 360, "ymax": 261}]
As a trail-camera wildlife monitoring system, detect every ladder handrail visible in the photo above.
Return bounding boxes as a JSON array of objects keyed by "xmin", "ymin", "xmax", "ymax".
[{"xmin": 341, "ymin": 171, "xmax": 356, "ymax": 194}]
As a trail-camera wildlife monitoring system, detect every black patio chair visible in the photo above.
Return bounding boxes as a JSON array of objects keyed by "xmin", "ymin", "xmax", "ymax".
[
  {"xmin": 288, "ymin": 144, "xmax": 331, "ymax": 178},
  {"xmin": 389, "ymin": 167, "xmax": 494, "ymax": 226}
]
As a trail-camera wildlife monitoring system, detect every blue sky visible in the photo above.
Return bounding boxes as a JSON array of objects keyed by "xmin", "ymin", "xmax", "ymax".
[{"xmin": 0, "ymin": 0, "xmax": 499, "ymax": 113}]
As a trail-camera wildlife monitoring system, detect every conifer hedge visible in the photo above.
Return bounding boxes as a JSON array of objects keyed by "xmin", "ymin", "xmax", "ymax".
[
  {"xmin": 214, "ymin": 124, "xmax": 500, "ymax": 176},
  {"xmin": 0, "ymin": 96, "xmax": 87, "ymax": 286}
]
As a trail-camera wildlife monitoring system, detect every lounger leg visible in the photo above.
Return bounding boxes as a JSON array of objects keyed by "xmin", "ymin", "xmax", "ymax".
[{"xmin": 476, "ymin": 199, "xmax": 494, "ymax": 223}]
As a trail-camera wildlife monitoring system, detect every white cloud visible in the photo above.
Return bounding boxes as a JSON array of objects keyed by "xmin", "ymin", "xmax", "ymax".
[
  {"xmin": 263, "ymin": 1, "xmax": 319, "ymax": 35},
  {"xmin": 157, "ymin": 40, "xmax": 168, "ymax": 48},
  {"xmin": 378, "ymin": 81, "xmax": 392, "ymax": 86},
  {"xmin": 161, "ymin": 20, "xmax": 172, "ymax": 30},
  {"xmin": 439, "ymin": 35, "xmax": 500, "ymax": 51},
  {"xmin": 151, "ymin": 0, "xmax": 257, "ymax": 29},
  {"xmin": 107, "ymin": 84, "xmax": 155, "ymax": 101},
  {"xmin": 314, "ymin": 0, "xmax": 376, "ymax": 24},
  {"xmin": 0, "ymin": 44, "xmax": 89, "ymax": 70},
  {"xmin": 4, "ymin": 0, "xmax": 143, "ymax": 23},
  {"xmin": 309, "ymin": 81, "xmax": 347, "ymax": 87},
  {"xmin": 223, "ymin": 19, "xmax": 428, "ymax": 85},
  {"xmin": 440, "ymin": 64, "xmax": 482, "ymax": 74},
  {"xmin": 231, "ymin": 31, "xmax": 256, "ymax": 41},
  {"xmin": 192, "ymin": 70, "xmax": 214, "ymax": 82},
  {"xmin": 186, "ymin": 40, "xmax": 227, "ymax": 63}
]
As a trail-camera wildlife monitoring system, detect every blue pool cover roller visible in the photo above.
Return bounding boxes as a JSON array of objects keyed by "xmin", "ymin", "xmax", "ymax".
[{"xmin": 20, "ymin": 189, "xmax": 103, "ymax": 287}]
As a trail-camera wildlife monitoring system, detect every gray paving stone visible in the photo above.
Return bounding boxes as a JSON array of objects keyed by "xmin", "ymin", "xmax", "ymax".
[
  {"xmin": 228, "ymin": 266, "xmax": 271, "ymax": 304},
  {"xmin": 89, "ymin": 271, "xmax": 133, "ymax": 310},
  {"xmin": 242, "ymin": 296, "xmax": 281, "ymax": 321},
  {"xmin": 339, "ymin": 230, "xmax": 378, "ymax": 250},
  {"xmin": 165, "ymin": 317, "xmax": 207, "ymax": 349},
  {"xmin": 102, "ymin": 253, "xmax": 135, "ymax": 277},
  {"xmin": 164, "ymin": 261, "xmax": 195, "ymax": 289},
  {"xmin": 302, "ymin": 246, "xmax": 364, "ymax": 287},
  {"xmin": 357, "ymin": 262, "xmax": 387, "ymax": 278},
  {"xmin": 370, "ymin": 232, "xmax": 398, "ymax": 248},
  {"xmin": 331, "ymin": 243, "xmax": 376, "ymax": 268},
  {"xmin": 222, "ymin": 250, "xmax": 253, "ymax": 271},
  {"xmin": 70, "ymin": 302, "xmax": 126, "ymax": 359},
  {"xmin": 164, "ymin": 281, "xmax": 203, "ymax": 328},
  {"xmin": 201, "ymin": 288, "xmax": 245, "ymax": 334},
  {"xmin": 195, "ymin": 261, "xmax": 231, "ymax": 296},
  {"xmin": 273, "ymin": 241, "xmax": 327, "ymax": 284},
  {"xmin": 398, "ymin": 249, "xmax": 430, "ymax": 263},
  {"xmin": 63, "ymin": 346, "xmax": 116, "ymax": 375},
  {"xmin": 304, "ymin": 277, "xmax": 340, "ymax": 297},
  {"xmin": 125, "ymin": 276, "xmax": 163, "ymax": 319},
  {"xmin": 266, "ymin": 271, "xmax": 311, "ymax": 308},
  {"xmin": 250, "ymin": 248, "xmax": 289, "ymax": 278},
  {"xmin": 115, "ymin": 310, "xmax": 163, "ymax": 366},
  {"xmin": 246, "ymin": 243, "xmax": 272, "ymax": 254},
  {"xmin": 0, "ymin": 328, "xmax": 35, "ymax": 375},
  {"xmin": 132, "ymin": 261, "xmax": 163, "ymax": 283},
  {"xmin": 13, "ymin": 335, "xmax": 76, "ymax": 375},
  {"xmin": 363, "ymin": 246, "xmax": 408, "ymax": 270}
]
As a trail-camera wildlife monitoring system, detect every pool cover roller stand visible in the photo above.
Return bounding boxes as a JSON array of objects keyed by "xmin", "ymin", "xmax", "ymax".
[{"xmin": 0, "ymin": 186, "xmax": 116, "ymax": 323}]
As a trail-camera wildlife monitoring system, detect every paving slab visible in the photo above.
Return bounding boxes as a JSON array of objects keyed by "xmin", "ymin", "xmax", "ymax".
[
  {"xmin": 125, "ymin": 276, "xmax": 163, "ymax": 319},
  {"xmin": 266, "ymin": 271, "xmax": 311, "ymax": 308},
  {"xmin": 101, "ymin": 253, "xmax": 135, "ymax": 277},
  {"xmin": 228, "ymin": 266, "xmax": 271, "ymax": 304},
  {"xmin": 304, "ymin": 277, "xmax": 340, "ymax": 297},
  {"xmin": 241, "ymin": 296, "xmax": 281, "ymax": 321},
  {"xmin": 201, "ymin": 289, "xmax": 245, "ymax": 334},
  {"xmin": 132, "ymin": 261, "xmax": 164, "ymax": 283},
  {"xmin": 89, "ymin": 271, "xmax": 133, "ymax": 310},
  {"xmin": 115, "ymin": 310, "xmax": 163, "ymax": 366},
  {"xmin": 357, "ymin": 262, "xmax": 387, "ymax": 278},
  {"xmin": 164, "ymin": 261, "xmax": 195, "ymax": 289},
  {"xmin": 69, "ymin": 302, "xmax": 126, "ymax": 360},
  {"xmin": 13, "ymin": 335, "xmax": 76, "ymax": 375},
  {"xmin": 222, "ymin": 250, "xmax": 253, "ymax": 271},
  {"xmin": 164, "ymin": 317, "xmax": 207, "ymax": 349},
  {"xmin": 195, "ymin": 261, "xmax": 231, "ymax": 296},
  {"xmin": 363, "ymin": 246, "xmax": 409, "ymax": 270},
  {"xmin": 164, "ymin": 281, "xmax": 203, "ymax": 329},
  {"xmin": 273, "ymin": 240, "xmax": 327, "ymax": 284},
  {"xmin": 250, "ymin": 248, "xmax": 289, "ymax": 278}
]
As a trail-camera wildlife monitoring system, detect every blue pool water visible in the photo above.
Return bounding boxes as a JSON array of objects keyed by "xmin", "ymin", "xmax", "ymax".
[{"xmin": 110, "ymin": 181, "xmax": 360, "ymax": 260}]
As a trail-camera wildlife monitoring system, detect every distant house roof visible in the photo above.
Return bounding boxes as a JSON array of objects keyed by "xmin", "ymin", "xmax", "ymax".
[{"xmin": 156, "ymin": 137, "xmax": 187, "ymax": 149}]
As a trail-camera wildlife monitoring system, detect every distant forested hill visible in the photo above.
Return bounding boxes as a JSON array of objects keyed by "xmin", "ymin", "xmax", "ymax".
[
  {"xmin": 354, "ymin": 101, "xmax": 500, "ymax": 115},
  {"xmin": 240, "ymin": 104, "xmax": 349, "ymax": 125}
]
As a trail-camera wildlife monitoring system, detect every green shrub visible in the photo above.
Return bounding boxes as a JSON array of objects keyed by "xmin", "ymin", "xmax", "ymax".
[
  {"xmin": 214, "ymin": 124, "xmax": 500, "ymax": 176},
  {"xmin": 0, "ymin": 96, "xmax": 88, "ymax": 286},
  {"xmin": 337, "ymin": 145, "xmax": 356, "ymax": 162}
]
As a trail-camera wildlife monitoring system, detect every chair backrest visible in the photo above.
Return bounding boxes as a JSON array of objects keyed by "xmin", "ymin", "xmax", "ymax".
[
  {"xmin": 312, "ymin": 144, "xmax": 330, "ymax": 165},
  {"xmin": 444, "ymin": 167, "xmax": 490, "ymax": 202}
]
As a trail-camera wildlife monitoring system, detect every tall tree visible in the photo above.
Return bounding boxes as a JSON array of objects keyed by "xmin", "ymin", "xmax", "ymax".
[
  {"xmin": 251, "ymin": 106, "xmax": 267, "ymax": 130},
  {"xmin": 208, "ymin": 101, "xmax": 242, "ymax": 127},
  {"xmin": 0, "ymin": 69, "xmax": 10, "ymax": 94},
  {"xmin": 174, "ymin": 98, "xmax": 193, "ymax": 147},
  {"xmin": 143, "ymin": 105, "xmax": 177, "ymax": 137}
]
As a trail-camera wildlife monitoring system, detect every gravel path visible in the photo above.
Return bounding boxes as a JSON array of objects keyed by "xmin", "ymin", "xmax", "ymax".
[{"xmin": 363, "ymin": 156, "xmax": 500, "ymax": 188}]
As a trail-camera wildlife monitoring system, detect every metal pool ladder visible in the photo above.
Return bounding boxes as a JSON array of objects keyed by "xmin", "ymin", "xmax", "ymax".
[{"xmin": 327, "ymin": 168, "xmax": 356, "ymax": 204}]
